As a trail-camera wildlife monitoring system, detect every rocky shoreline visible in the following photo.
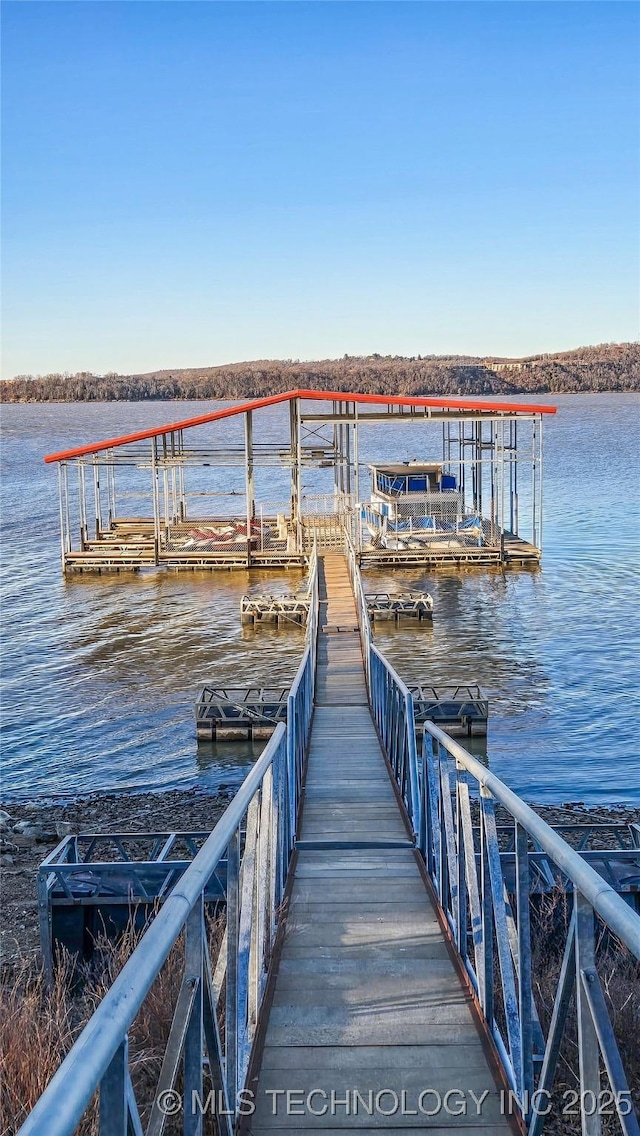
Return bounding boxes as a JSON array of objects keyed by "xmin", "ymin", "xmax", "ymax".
[{"xmin": 0, "ymin": 791, "xmax": 638, "ymax": 966}]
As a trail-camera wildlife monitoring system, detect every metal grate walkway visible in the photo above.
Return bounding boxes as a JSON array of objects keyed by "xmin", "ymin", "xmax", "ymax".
[{"xmin": 246, "ymin": 554, "xmax": 515, "ymax": 1133}]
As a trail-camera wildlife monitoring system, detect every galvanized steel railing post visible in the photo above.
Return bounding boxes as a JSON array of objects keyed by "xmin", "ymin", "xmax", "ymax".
[
  {"xmin": 405, "ymin": 689, "xmax": 421, "ymax": 841},
  {"xmin": 529, "ymin": 912, "xmax": 577, "ymax": 1136},
  {"xmin": 99, "ymin": 1038, "xmax": 129, "ymax": 1136},
  {"xmin": 575, "ymin": 891, "xmax": 603, "ymax": 1136},
  {"xmin": 455, "ymin": 762, "xmax": 468, "ymax": 963},
  {"xmin": 184, "ymin": 896, "xmax": 204, "ymax": 1136},
  {"xmin": 479, "ymin": 788, "xmax": 494, "ymax": 1028},
  {"xmin": 516, "ymin": 822, "xmax": 534, "ymax": 1110},
  {"xmin": 225, "ymin": 827, "xmax": 240, "ymax": 1111}
]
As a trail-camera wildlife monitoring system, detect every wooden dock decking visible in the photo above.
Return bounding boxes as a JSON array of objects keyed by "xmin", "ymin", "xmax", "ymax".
[{"xmin": 246, "ymin": 554, "xmax": 515, "ymax": 1133}]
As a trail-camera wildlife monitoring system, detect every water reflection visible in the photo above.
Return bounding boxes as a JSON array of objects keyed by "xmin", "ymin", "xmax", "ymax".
[
  {"xmin": 196, "ymin": 739, "xmax": 262, "ymax": 791},
  {"xmin": 1, "ymin": 395, "xmax": 639, "ymax": 804}
]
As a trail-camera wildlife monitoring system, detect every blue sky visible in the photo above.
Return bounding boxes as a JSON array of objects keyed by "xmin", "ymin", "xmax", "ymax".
[{"xmin": 2, "ymin": 1, "xmax": 638, "ymax": 378}]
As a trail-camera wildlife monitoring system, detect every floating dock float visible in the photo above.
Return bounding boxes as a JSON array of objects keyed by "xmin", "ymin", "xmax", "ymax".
[
  {"xmin": 240, "ymin": 593, "xmax": 310, "ymax": 626},
  {"xmin": 411, "ymin": 682, "xmax": 488, "ymax": 736},
  {"xmin": 196, "ymin": 687, "xmax": 289, "ymax": 740},
  {"xmin": 196, "ymin": 681, "xmax": 487, "ymax": 739},
  {"xmin": 365, "ymin": 590, "xmax": 433, "ymax": 621}
]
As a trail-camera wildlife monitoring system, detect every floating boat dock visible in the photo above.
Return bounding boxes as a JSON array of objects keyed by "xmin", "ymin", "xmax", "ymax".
[
  {"xmin": 240, "ymin": 595, "xmax": 310, "ymax": 626},
  {"xmin": 43, "ymin": 388, "xmax": 555, "ymax": 574}
]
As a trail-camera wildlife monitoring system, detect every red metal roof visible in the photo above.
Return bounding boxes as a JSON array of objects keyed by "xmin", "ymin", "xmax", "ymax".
[{"xmin": 44, "ymin": 388, "xmax": 557, "ymax": 464}]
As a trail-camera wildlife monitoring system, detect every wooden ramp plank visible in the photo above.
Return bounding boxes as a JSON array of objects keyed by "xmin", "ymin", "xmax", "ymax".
[{"xmin": 246, "ymin": 554, "xmax": 513, "ymax": 1133}]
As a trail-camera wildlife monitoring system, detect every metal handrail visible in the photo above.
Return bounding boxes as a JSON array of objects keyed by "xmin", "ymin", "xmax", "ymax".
[
  {"xmin": 19, "ymin": 726, "xmax": 287, "ymax": 1136},
  {"xmin": 343, "ymin": 529, "xmax": 371, "ymax": 683},
  {"xmin": 285, "ymin": 541, "xmax": 318, "ymax": 862},
  {"xmin": 368, "ymin": 636, "xmax": 640, "ymax": 1136},
  {"xmin": 420, "ymin": 722, "xmax": 640, "ymax": 1135},
  {"xmin": 370, "ymin": 644, "xmax": 422, "ymax": 843},
  {"xmin": 425, "ymin": 721, "xmax": 640, "ymax": 957},
  {"xmin": 19, "ymin": 546, "xmax": 320, "ymax": 1136}
]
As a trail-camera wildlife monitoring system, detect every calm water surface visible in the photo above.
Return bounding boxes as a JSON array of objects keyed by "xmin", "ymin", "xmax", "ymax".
[{"xmin": 1, "ymin": 395, "xmax": 638, "ymax": 804}]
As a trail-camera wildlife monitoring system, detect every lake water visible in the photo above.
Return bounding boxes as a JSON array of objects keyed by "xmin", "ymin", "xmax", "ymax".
[{"xmin": 1, "ymin": 395, "xmax": 638, "ymax": 805}]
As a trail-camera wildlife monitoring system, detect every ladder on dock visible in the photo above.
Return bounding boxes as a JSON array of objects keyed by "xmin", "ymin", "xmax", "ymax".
[
  {"xmin": 20, "ymin": 545, "xmax": 640, "ymax": 1136},
  {"xmin": 246, "ymin": 552, "xmax": 514, "ymax": 1132}
]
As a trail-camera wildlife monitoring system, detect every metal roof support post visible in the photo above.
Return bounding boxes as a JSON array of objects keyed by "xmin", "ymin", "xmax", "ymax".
[
  {"xmin": 489, "ymin": 420, "xmax": 497, "ymax": 545},
  {"xmin": 474, "ymin": 420, "xmax": 482, "ymax": 515},
  {"xmin": 109, "ymin": 460, "xmax": 117, "ymax": 529},
  {"xmin": 345, "ymin": 402, "xmax": 352, "ymax": 498},
  {"xmin": 353, "ymin": 405, "xmax": 361, "ymax": 550},
  {"xmin": 289, "ymin": 398, "xmax": 301, "ymax": 555},
  {"xmin": 532, "ymin": 419, "xmax": 538, "ymax": 550},
  {"xmin": 57, "ymin": 464, "xmax": 68, "ymax": 568},
  {"xmin": 513, "ymin": 420, "xmax": 519, "ymax": 537},
  {"xmin": 162, "ymin": 466, "xmax": 170, "ymax": 537},
  {"xmin": 78, "ymin": 462, "xmax": 87, "ymax": 549},
  {"xmin": 151, "ymin": 438, "xmax": 161, "ymax": 566},
  {"xmin": 170, "ymin": 466, "xmax": 177, "ymax": 527},
  {"xmin": 92, "ymin": 459, "xmax": 102, "ymax": 539},
  {"xmin": 538, "ymin": 417, "xmax": 544, "ymax": 553},
  {"xmin": 499, "ymin": 418, "xmax": 506, "ymax": 560},
  {"xmin": 245, "ymin": 410, "xmax": 254, "ymax": 568},
  {"xmin": 508, "ymin": 420, "xmax": 514, "ymax": 536},
  {"xmin": 178, "ymin": 431, "xmax": 186, "ymax": 522}
]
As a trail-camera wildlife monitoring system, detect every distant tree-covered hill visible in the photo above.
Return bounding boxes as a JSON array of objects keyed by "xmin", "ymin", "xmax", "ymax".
[{"xmin": 1, "ymin": 343, "xmax": 638, "ymax": 403}]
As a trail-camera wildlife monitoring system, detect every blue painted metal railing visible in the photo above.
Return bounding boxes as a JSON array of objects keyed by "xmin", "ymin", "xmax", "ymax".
[
  {"xmin": 19, "ymin": 549, "xmax": 318, "ymax": 1136},
  {"xmin": 346, "ymin": 530, "xmax": 640, "ymax": 1136}
]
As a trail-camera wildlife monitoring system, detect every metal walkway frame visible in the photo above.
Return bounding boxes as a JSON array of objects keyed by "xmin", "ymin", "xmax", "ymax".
[{"xmin": 19, "ymin": 541, "xmax": 640, "ymax": 1136}]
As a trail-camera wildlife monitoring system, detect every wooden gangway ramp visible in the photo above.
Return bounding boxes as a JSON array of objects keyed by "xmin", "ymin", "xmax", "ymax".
[{"xmin": 247, "ymin": 553, "xmax": 515, "ymax": 1134}]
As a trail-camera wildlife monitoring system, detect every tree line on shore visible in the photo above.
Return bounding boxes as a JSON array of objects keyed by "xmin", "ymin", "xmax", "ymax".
[{"xmin": 1, "ymin": 342, "xmax": 638, "ymax": 403}]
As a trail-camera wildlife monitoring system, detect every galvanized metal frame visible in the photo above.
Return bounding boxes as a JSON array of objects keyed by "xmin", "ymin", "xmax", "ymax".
[
  {"xmin": 37, "ymin": 830, "xmax": 227, "ymax": 982},
  {"xmin": 48, "ymin": 393, "xmax": 550, "ymax": 572}
]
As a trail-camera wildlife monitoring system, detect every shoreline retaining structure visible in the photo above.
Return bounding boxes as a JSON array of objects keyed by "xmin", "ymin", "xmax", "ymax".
[{"xmin": 20, "ymin": 537, "xmax": 640, "ymax": 1136}]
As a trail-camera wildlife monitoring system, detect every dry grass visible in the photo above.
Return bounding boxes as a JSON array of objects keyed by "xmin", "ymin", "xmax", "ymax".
[
  {"xmin": 0, "ymin": 912, "xmax": 225, "ymax": 1136},
  {"xmin": 528, "ymin": 888, "xmax": 640, "ymax": 1133},
  {"xmin": 0, "ymin": 950, "xmax": 97, "ymax": 1135}
]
